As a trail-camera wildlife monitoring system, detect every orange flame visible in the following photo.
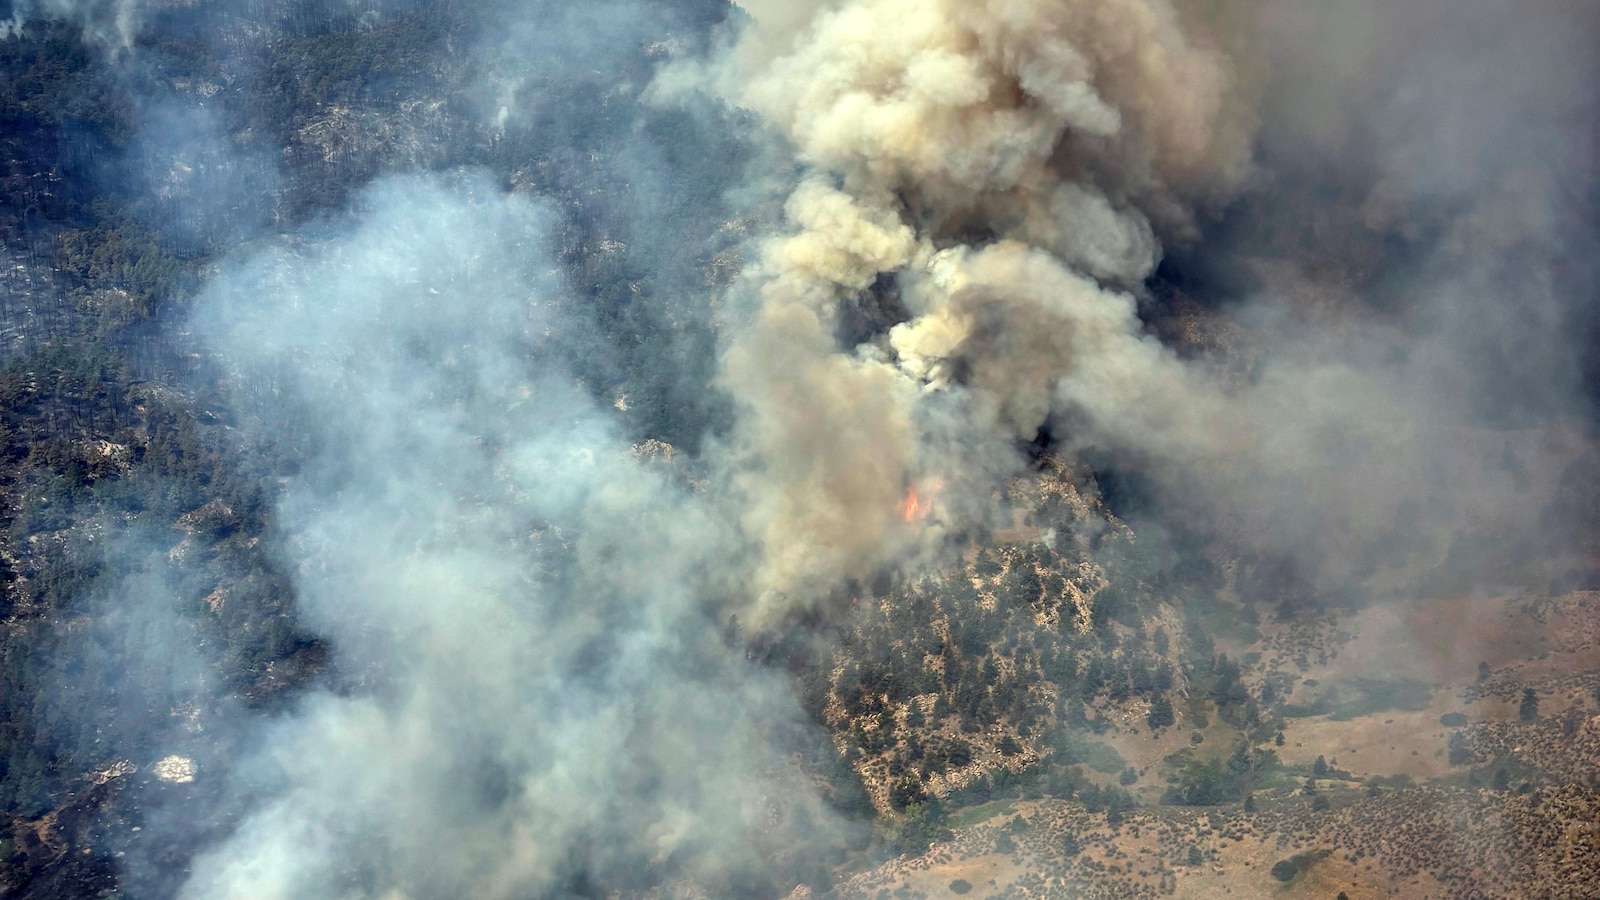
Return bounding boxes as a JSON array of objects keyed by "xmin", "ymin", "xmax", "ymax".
[
  {"xmin": 903, "ymin": 486, "xmax": 924, "ymax": 523},
  {"xmin": 902, "ymin": 480, "xmax": 944, "ymax": 523}
]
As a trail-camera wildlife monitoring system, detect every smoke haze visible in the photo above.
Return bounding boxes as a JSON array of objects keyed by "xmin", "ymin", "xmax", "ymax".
[
  {"xmin": 1, "ymin": 0, "xmax": 1598, "ymax": 896},
  {"xmin": 159, "ymin": 173, "xmax": 849, "ymax": 898}
]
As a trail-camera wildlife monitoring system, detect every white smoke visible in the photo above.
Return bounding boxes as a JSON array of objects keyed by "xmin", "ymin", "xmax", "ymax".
[{"xmin": 176, "ymin": 173, "xmax": 852, "ymax": 899}]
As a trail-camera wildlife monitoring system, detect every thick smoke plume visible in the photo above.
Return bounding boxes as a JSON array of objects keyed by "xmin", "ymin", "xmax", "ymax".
[
  {"xmin": 701, "ymin": 0, "xmax": 1252, "ymax": 623},
  {"xmin": 701, "ymin": 0, "xmax": 1600, "ymax": 622}
]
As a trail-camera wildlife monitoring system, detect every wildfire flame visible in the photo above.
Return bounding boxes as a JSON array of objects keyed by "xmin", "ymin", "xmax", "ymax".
[
  {"xmin": 902, "ymin": 480, "xmax": 944, "ymax": 523},
  {"xmin": 902, "ymin": 487, "xmax": 924, "ymax": 523}
]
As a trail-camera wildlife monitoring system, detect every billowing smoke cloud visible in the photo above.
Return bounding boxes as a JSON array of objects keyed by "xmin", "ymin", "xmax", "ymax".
[
  {"xmin": 690, "ymin": 0, "xmax": 1600, "ymax": 623},
  {"xmin": 170, "ymin": 173, "xmax": 851, "ymax": 898},
  {"xmin": 688, "ymin": 0, "xmax": 1255, "ymax": 624}
]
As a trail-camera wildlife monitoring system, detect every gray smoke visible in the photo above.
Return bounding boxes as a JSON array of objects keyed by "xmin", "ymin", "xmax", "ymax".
[{"xmin": 175, "ymin": 172, "xmax": 849, "ymax": 898}]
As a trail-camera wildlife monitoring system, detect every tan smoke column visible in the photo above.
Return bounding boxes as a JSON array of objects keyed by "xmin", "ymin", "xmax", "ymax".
[
  {"xmin": 893, "ymin": 241, "xmax": 1232, "ymax": 453},
  {"xmin": 724, "ymin": 179, "xmax": 922, "ymax": 626},
  {"xmin": 714, "ymin": 0, "xmax": 1259, "ymax": 625}
]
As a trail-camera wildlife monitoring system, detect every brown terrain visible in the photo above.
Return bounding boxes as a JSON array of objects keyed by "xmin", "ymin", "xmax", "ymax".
[{"xmin": 823, "ymin": 560, "xmax": 1600, "ymax": 899}]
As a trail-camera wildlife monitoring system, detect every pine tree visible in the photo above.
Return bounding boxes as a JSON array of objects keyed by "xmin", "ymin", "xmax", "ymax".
[
  {"xmin": 1519, "ymin": 688, "xmax": 1540, "ymax": 722},
  {"xmin": 1147, "ymin": 694, "xmax": 1176, "ymax": 730}
]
